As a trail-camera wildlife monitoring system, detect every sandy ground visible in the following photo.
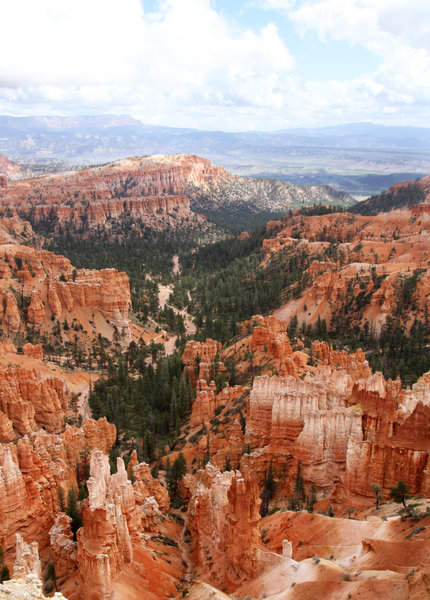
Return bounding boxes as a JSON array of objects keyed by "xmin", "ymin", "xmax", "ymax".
[{"xmin": 157, "ymin": 281, "xmax": 196, "ymax": 355}]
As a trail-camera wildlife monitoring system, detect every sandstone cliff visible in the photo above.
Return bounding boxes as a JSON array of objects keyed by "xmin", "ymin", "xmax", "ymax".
[
  {"xmin": 76, "ymin": 449, "xmax": 181, "ymax": 600},
  {"xmin": 0, "ymin": 418, "xmax": 115, "ymax": 563},
  {"xmin": 0, "ymin": 242, "xmax": 132, "ymax": 346},
  {"xmin": 269, "ymin": 207, "xmax": 430, "ymax": 334},
  {"xmin": 0, "ymin": 154, "xmax": 220, "ymax": 238},
  {"xmin": 240, "ymin": 332, "xmax": 430, "ymax": 505},
  {"xmin": 187, "ymin": 463, "xmax": 261, "ymax": 592},
  {"xmin": 77, "ymin": 451, "xmax": 135, "ymax": 600}
]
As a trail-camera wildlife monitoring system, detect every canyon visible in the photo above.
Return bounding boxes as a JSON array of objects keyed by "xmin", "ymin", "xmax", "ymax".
[
  {"xmin": 263, "ymin": 205, "xmax": 430, "ymax": 334},
  {"xmin": 0, "ymin": 213, "xmax": 134, "ymax": 356},
  {"xmin": 0, "ymin": 339, "xmax": 185, "ymax": 600},
  {"xmin": 0, "ymin": 153, "xmax": 353, "ymax": 239},
  {"xmin": 1, "ymin": 159, "xmax": 430, "ymax": 600}
]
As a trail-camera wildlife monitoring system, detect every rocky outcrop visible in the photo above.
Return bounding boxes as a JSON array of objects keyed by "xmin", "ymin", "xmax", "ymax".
[
  {"xmin": 247, "ymin": 315, "xmax": 297, "ymax": 376},
  {"xmin": 0, "ymin": 153, "xmax": 21, "ymax": 178},
  {"xmin": 245, "ymin": 370, "xmax": 362, "ymax": 492},
  {"xmin": 0, "ymin": 532, "xmax": 67, "ymax": 599},
  {"xmin": 77, "ymin": 451, "xmax": 137, "ymax": 600},
  {"xmin": 22, "ymin": 343, "xmax": 43, "ymax": 360},
  {"xmin": 49, "ymin": 513, "xmax": 77, "ymax": 582},
  {"xmin": 0, "ymin": 419, "xmax": 115, "ymax": 559},
  {"xmin": 182, "ymin": 338, "xmax": 222, "ymax": 386},
  {"xmin": 0, "ymin": 243, "xmax": 132, "ymax": 345},
  {"xmin": 190, "ymin": 380, "xmax": 218, "ymax": 427},
  {"xmin": 0, "ymin": 154, "xmax": 219, "ymax": 238},
  {"xmin": 270, "ymin": 207, "xmax": 430, "ymax": 334},
  {"xmin": 345, "ymin": 370, "xmax": 430, "ymax": 498},
  {"xmin": 187, "ymin": 463, "xmax": 261, "ymax": 592},
  {"xmin": 13, "ymin": 533, "xmax": 42, "ymax": 582},
  {"xmin": 130, "ymin": 455, "xmax": 170, "ymax": 512},
  {"xmin": 242, "ymin": 334, "xmax": 430, "ymax": 503},
  {"xmin": 0, "ymin": 366, "xmax": 69, "ymax": 441},
  {"xmin": 0, "ymin": 577, "xmax": 67, "ymax": 599},
  {"xmin": 312, "ymin": 341, "xmax": 371, "ymax": 380}
]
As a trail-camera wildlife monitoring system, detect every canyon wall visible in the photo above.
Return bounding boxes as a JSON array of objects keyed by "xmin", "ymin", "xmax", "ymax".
[
  {"xmin": 187, "ymin": 463, "xmax": 261, "ymax": 592},
  {"xmin": 243, "ymin": 335, "xmax": 430, "ymax": 502},
  {"xmin": 0, "ymin": 418, "xmax": 115, "ymax": 561},
  {"xmin": 269, "ymin": 207, "xmax": 430, "ymax": 333},
  {"xmin": 0, "ymin": 241, "xmax": 131, "ymax": 344},
  {"xmin": 0, "ymin": 154, "xmax": 222, "ymax": 236}
]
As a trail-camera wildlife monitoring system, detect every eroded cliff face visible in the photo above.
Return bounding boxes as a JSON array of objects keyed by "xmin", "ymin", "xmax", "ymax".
[
  {"xmin": 76, "ymin": 450, "xmax": 181, "ymax": 600},
  {"xmin": 245, "ymin": 367, "xmax": 364, "ymax": 493},
  {"xmin": 0, "ymin": 153, "xmax": 21, "ymax": 179},
  {"xmin": 187, "ymin": 463, "xmax": 261, "ymax": 592},
  {"xmin": 0, "ymin": 154, "xmax": 221, "ymax": 238},
  {"xmin": 344, "ymin": 371, "xmax": 430, "ymax": 499},
  {"xmin": 0, "ymin": 242, "xmax": 132, "ymax": 345},
  {"xmin": 0, "ymin": 334, "xmax": 115, "ymax": 569},
  {"xmin": 0, "ymin": 418, "xmax": 115, "ymax": 563},
  {"xmin": 77, "ymin": 452, "xmax": 135, "ymax": 600},
  {"xmin": 241, "ymin": 334, "xmax": 430, "ymax": 504},
  {"xmin": 0, "ymin": 364, "xmax": 69, "ymax": 441},
  {"xmin": 182, "ymin": 338, "xmax": 222, "ymax": 387},
  {"xmin": 268, "ymin": 207, "xmax": 430, "ymax": 333},
  {"xmin": 179, "ymin": 318, "xmax": 430, "ymax": 511}
]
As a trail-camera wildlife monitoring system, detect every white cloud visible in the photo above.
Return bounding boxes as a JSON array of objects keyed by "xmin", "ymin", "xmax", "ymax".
[
  {"xmin": 250, "ymin": 0, "xmax": 297, "ymax": 9},
  {"xmin": 288, "ymin": 0, "xmax": 430, "ymax": 118},
  {"xmin": 0, "ymin": 0, "xmax": 294, "ymax": 104},
  {"xmin": 0, "ymin": 0, "xmax": 429, "ymax": 130}
]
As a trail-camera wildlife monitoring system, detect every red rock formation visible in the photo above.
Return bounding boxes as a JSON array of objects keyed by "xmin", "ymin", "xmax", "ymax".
[
  {"xmin": 49, "ymin": 513, "xmax": 78, "ymax": 582},
  {"xmin": 131, "ymin": 456, "xmax": 170, "ymax": 511},
  {"xmin": 77, "ymin": 451, "xmax": 138, "ymax": 600},
  {"xmin": 0, "ymin": 365, "xmax": 69, "ymax": 440},
  {"xmin": 312, "ymin": 341, "xmax": 371, "ymax": 380},
  {"xmin": 268, "ymin": 207, "xmax": 430, "ymax": 334},
  {"xmin": 13, "ymin": 533, "xmax": 42, "ymax": 581},
  {"xmin": 81, "ymin": 418, "xmax": 116, "ymax": 454},
  {"xmin": 344, "ymin": 371, "xmax": 430, "ymax": 499},
  {"xmin": 182, "ymin": 338, "xmax": 221, "ymax": 386},
  {"xmin": 249, "ymin": 315, "xmax": 297, "ymax": 376},
  {"xmin": 238, "ymin": 332, "xmax": 430, "ymax": 505},
  {"xmin": 0, "ymin": 154, "xmax": 221, "ymax": 237},
  {"xmin": 187, "ymin": 463, "xmax": 261, "ymax": 592},
  {"xmin": 1, "ymin": 291, "xmax": 20, "ymax": 333},
  {"xmin": 0, "ymin": 242, "xmax": 132, "ymax": 345},
  {"xmin": 0, "ymin": 418, "xmax": 115, "ymax": 560},
  {"xmin": 21, "ymin": 343, "xmax": 43, "ymax": 360},
  {"xmin": 0, "ymin": 153, "xmax": 21, "ymax": 179},
  {"xmin": 245, "ymin": 370, "xmax": 363, "ymax": 493},
  {"xmin": 0, "ymin": 216, "xmax": 36, "ymax": 245},
  {"xmin": 190, "ymin": 380, "xmax": 218, "ymax": 427},
  {"xmin": 411, "ymin": 203, "xmax": 430, "ymax": 216}
]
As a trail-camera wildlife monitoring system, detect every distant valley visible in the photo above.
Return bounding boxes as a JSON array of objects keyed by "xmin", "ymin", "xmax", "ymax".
[{"xmin": 1, "ymin": 116, "xmax": 430, "ymax": 197}]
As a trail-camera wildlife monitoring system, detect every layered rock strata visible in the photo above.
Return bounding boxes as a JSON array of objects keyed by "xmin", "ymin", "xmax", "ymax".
[
  {"xmin": 269, "ymin": 207, "xmax": 430, "ymax": 333},
  {"xmin": 0, "ymin": 154, "xmax": 220, "ymax": 236},
  {"xmin": 243, "ymin": 336, "xmax": 430, "ymax": 502},
  {"xmin": 0, "ymin": 242, "xmax": 131, "ymax": 344},
  {"xmin": 0, "ymin": 418, "xmax": 115, "ymax": 560},
  {"xmin": 187, "ymin": 463, "xmax": 261, "ymax": 591},
  {"xmin": 78, "ymin": 450, "xmax": 148, "ymax": 600}
]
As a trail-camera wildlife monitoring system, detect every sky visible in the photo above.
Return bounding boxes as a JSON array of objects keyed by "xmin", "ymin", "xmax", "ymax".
[{"xmin": 0, "ymin": 0, "xmax": 429, "ymax": 131}]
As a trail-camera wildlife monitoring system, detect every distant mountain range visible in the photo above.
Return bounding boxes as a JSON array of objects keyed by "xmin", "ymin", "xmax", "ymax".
[{"xmin": 1, "ymin": 116, "xmax": 430, "ymax": 196}]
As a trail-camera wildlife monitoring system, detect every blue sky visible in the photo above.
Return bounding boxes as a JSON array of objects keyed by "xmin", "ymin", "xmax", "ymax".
[
  {"xmin": 215, "ymin": 1, "xmax": 381, "ymax": 81},
  {"xmin": 0, "ymin": 0, "xmax": 429, "ymax": 131}
]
